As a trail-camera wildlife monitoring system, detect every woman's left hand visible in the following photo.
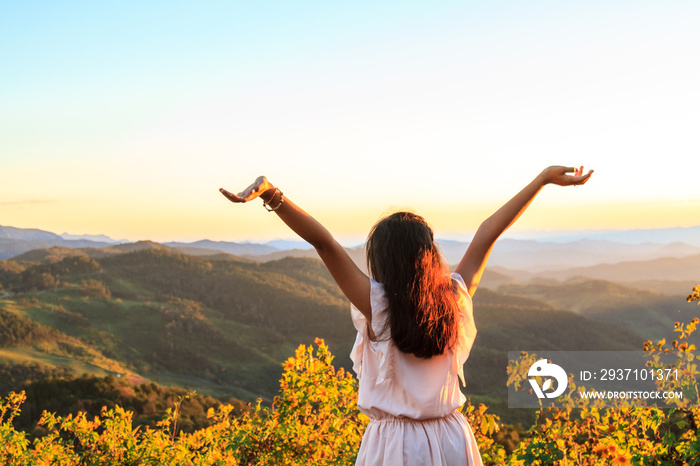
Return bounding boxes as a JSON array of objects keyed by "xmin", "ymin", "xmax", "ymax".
[
  {"xmin": 219, "ymin": 176, "xmax": 276, "ymax": 203},
  {"xmin": 541, "ymin": 166, "xmax": 594, "ymax": 187}
]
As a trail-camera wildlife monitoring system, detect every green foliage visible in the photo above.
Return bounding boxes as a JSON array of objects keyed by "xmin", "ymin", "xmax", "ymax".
[
  {"xmin": 45, "ymin": 255, "xmax": 101, "ymax": 277},
  {"xmin": 0, "ymin": 260, "xmax": 25, "ymax": 288},
  {"xmin": 0, "ymin": 309, "xmax": 59, "ymax": 347},
  {"xmin": 11, "ymin": 374, "xmax": 227, "ymax": 437},
  {"xmin": 0, "ymin": 362, "xmax": 72, "ymax": 396},
  {"xmin": 15, "ymin": 270, "xmax": 60, "ymax": 292},
  {"xmin": 500, "ymin": 279, "xmax": 696, "ymax": 346},
  {"xmin": 79, "ymin": 279, "xmax": 111, "ymax": 299},
  {"xmin": 10, "ymin": 256, "xmax": 101, "ymax": 293}
]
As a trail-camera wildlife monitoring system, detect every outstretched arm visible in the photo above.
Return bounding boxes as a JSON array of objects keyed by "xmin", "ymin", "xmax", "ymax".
[
  {"xmin": 219, "ymin": 176, "xmax": 371, "ymax": 319},
  {"xmin": 454, "ymin": 166, "xmax": 593, "ymax": 297}
]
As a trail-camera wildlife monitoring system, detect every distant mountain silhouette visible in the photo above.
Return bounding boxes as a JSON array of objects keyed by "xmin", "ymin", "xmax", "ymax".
[
  {"xmin": 3, "ymin": 224, "xmax": 700, "ymax": 273},
  {"xmin": 502, "ymin": 254, "xmax": 700, "ymax": 283},
  {"xmin": 508, "ymin": 224, "xmax": 700, "ymax": 246},
  {"xmin": 59, "ymin": 232, "xmax": 125, "ymax": 243},
  {"xmin": 467, "ymin": 238, "xmax": 700, "ymax": 271},
  {"xmin": 0, "ymin": 238, "xmax": 114, "ymax": 261},
  {"xmin": 164, "ymin": 240, "xmax": 277, "ymax": 256},
  {"xmin": 264, "ymin": 239, "xmax": 314, "ymax": 250}
]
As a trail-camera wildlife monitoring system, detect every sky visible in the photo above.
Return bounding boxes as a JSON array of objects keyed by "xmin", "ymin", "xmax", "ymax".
[{"xmin": 1, "ymin": 0, "xmax": 699, "ymax": 244}]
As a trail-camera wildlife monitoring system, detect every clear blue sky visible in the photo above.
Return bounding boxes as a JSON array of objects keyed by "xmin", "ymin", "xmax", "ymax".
[{"xmin": 1, "ymin": 1, "xmax": 699, "ymax": 242}]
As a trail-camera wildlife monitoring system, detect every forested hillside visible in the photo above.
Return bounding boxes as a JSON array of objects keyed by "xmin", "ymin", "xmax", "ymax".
[
  {"xmin": 0, "ymin": 243, "xmax": 654, "ymax": 428},
  {"xmin": 499, "ymin": 279, "xmax": 699, "ymax": 344},
  {"xmin": 0, "ymin": 243, "xmax": 698, "ymax": 464},
  {"xmin": 0, "ymin": 247, "xmax": 355, "ymax": 402}
]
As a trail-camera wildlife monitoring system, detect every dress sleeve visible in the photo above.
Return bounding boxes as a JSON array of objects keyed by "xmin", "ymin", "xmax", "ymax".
[
  {"xmin": 349, "ymin": 279, "xmax": 391, "ymax": 382},
  {"xmin": 348, "ymin": 307, "xmax": 366, "ymax": 378},
  {"xmin": 450, "ymin": 272, "xmax": 477, "ymax": 387}
]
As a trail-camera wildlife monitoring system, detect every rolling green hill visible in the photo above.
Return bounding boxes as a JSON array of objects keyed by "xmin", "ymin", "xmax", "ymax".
[
  {"xmin": 498, "ymin": 280, "xmax": 698, "ymax": 344},
  {"xmin": 0, "ymin": 247, "xmax": 355, "ymax": 402}
]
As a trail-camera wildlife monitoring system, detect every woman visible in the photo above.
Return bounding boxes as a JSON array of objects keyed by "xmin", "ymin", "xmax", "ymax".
[{"xmin": 220, "ymin": 165, "xmax": 593, "ymax": 465}]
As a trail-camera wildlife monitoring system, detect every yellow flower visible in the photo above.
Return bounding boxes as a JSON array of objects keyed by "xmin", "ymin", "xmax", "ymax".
[{"xmin": 592, "ymin": 444, "xmax": 608, "ymax": 457}]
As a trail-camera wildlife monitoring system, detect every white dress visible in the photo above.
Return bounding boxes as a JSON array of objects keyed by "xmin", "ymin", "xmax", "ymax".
[{"xmin": 350, "ymin": 273, "xmax": 483, "ymax": 466}]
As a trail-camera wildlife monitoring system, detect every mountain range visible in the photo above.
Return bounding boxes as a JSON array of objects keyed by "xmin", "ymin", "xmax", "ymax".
[
  {"xmin": 2, "ymin": 229, "xmax": 698, "ymax": 425},
  {"xmin": 505, "ymin": 224, "xmax": 700, "ymax": 246},
  {"xmin": 29, "ymin": 224, "xmax": 700, "ymax": 248},
  {"xmin": 3, "ymin": 224, "xmax": 700, "ymax": 272}
]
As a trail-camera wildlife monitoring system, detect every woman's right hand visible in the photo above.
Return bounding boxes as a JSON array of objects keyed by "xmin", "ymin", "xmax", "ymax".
[
  {"xmin": 540, "ymin": 165, "xmax": 594, "ymax": 187},
  {"xmin": 219, "ymin": 176, "xmax": 276, "ymax": 203}
]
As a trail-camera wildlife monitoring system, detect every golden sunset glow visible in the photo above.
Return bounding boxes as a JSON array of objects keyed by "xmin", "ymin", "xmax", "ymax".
[{"xmin": 1, "ymin": 2, "xmax": 698, "ymax": 243}]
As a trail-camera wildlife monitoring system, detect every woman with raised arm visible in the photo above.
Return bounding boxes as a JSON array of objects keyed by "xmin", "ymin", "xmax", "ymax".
[{"xmin": 220, "ymin": 165, "xmax": 593, "ymax": 466}]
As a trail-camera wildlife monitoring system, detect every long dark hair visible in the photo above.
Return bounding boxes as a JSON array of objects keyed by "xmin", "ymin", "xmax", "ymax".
[{"xmin": 366, "ymin": 212, "xmax": 458, "ymax": 358}]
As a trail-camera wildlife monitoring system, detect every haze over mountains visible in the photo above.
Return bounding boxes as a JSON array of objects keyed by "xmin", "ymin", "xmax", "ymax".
[
  {"xmin": 3, "ymin": 223, "xmax": 699, "ymax": 299},
  {"xmin": 507, "ymin": 224, "xmax": 700, "ymax": 246},
  {"xmin": 3, "ymin": 224, "xmax": 700, "ymax": 267}
]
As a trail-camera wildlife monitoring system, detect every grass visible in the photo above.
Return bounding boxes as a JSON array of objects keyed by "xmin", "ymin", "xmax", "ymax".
[
  {"xmin": 145, "ymin": 370, "xmax": 264, "ymax": 402},
  {"xmin": 0, "ymin": 346, "xmax": 118, "ymax": 378},
  {"xmin": 2, "ymin": 283, "xmax": 290, "ymax": 402}
]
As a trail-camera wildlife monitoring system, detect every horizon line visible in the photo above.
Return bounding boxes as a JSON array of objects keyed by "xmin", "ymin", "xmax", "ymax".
[{"xmin": 3, "ymin": 223, "xmax": 700, "ymax": 248}]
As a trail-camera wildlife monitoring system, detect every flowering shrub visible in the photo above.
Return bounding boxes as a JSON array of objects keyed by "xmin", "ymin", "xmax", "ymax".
[
  {"xmin": 505, "ymin": 285, "xmax": 700, "ymax": 465},
  {"xmin": 0, "ymin": 338, "xmax": 505, "ymax": 465},
  {"xmin": 221, "ymin": 338, "xmax": 365, "ymax": 465}
]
